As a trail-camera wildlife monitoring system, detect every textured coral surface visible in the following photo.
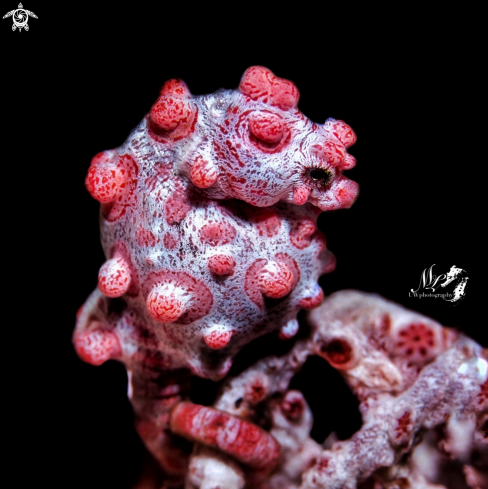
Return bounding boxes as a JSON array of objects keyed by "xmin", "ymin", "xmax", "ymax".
[{"xmin": 186, "ymin": 291, "xmax": 488, "ymax": 489}]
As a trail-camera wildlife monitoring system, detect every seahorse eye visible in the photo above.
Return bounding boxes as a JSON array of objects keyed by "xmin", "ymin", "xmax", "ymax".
[{"xmin": 308, "ymin": 168, "xmax": 332, "ymax": 186}]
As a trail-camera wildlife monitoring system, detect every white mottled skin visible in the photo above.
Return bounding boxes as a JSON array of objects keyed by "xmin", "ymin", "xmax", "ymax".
[{"xmin": 75, "ymin": 83, "xmax": 344, "ymax": 379}]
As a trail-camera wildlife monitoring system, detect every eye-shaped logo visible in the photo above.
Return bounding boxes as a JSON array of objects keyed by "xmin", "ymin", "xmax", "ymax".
[
  {"xmin": 3, "ymin": 3, "xmax": 37, "ymax": 32},
  {"xmin": 409, "ymin": 264, "xmax": 468, "ymax": 303}
]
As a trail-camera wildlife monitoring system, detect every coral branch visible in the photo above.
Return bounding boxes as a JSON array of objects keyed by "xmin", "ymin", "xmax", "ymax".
[{"xmin": 182, "ymin": 291, "xmax": 487, "ymax": 489}]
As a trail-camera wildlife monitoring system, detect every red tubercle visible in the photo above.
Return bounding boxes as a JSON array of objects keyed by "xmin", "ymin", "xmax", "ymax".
[
  {"xmin": 160, "ymin": 79, "xmax": 191, "ymax": 98},
  {"xmin": 74, "ymin": 329, "xmax": 122, "ymax": 366},
  {"xmin": 169, "ymin": 402, "xmax": 280, "ymax": 471},
  {"xmin": 85, "ymin": 164, "xmax": 125, "ymax": 203},
  {"xmin": 85, "ymin": 149, "xmax": 125, "ymax": 204},
  {"xmin": 275, "ymin": 252, "xmax": 300, "ymax": 289},
  {"xmin": 162, "ymin": 232, "xmax": 179, "ymax": 250},
  {"xmin": 245, "ymin": 255, "xmax": 300, "ymax": 308},
  {"xmin": 334, "ymin": 177, "xmax": 359, "ymax": 208},
  {"xmin": 293, "ymin": 185, "xmax": 311, "ymax": 205},
  {"xmin": 146, "ymin": 284, "xmax": 190, "ymax": 323},
  {"xmin": 255, "ymin": 212, "xmax": 281, "ymax": 237},
  {"xmin": 298, "ymin": 285, "xmax": 324, "ymax": 310},
  {"xmin": 165, "ymin": 188, "xmax": 192, "ymax": 225},
  {"xmin": 320, "ymin": 250, "xmax": 337, "ymax": 275},
  {"xmin": 135, "ymin": 226, "xmax": 157, "ymax": 247},
  {"xmin": 144, "ymin": 270, "xmax": 213, "ymax": 324},
  {"xmin": 204, "ymin": 326, "xmax": 233, "ymax": 350},
  {"xmin": 89, "ymin": 150, "xmax": 116, "ymax": 167},
  {"xmin": 248, "ymin": 111, "xmax": 284, "ymax": 145},
  {"xmin": 324, "ymin": 119, "xmax": 357, "ymax": 148},
  {"xmin": 148, "ymin": 79, "xmax": 197, "ymax": 142},
  {"xmin": 98, "ymin": 256, "xmax": 131, "ymax": 298},
  {"xmin": 395, "ymin": 323, "xmax": 436, "ymax": 362},
  {"xmin": 241, "ymin": 205, "xmax": 282, "ymax": 238},
  {"xmin": 239, "ymin": 66, "xmax": 299, "ymax": 110},
  {"xmin": 290, "ymin": 218, "xmax": 317, "ymax": 249},
  {"xmin": 199, "ymin": 221, "xmax": 236, "ymax": 246},
  {"xmin": 316, "ymin": 176, "xmax": 359, "ymax": 212},
  {"xmin": 208, "ymin": 254, "xmax": 235, "ymax": 276},
  {"xmin": 150, "ymin": 96, "xmax": 192, "ymax": 132},
  {"xmin": 258, "ymin": 260, "xmax": 295, "ymax": 299},
  {"xmin": 189, "ymin": 156, "xmax": 218, "ymax": 189},
  {"xmin": 107, "ymin": 243, "xmax": 140, "ymax": 297},
  {"xmin": 312, "ymin": 140, "xmax": 346, "ymax": 167},
  {"xmin": 101, "ymin": 154, "xmax": 139, "ymax": 222},
  {"xmin": 342, "ymin": 154, "xmax": 357, "ymax": 170}
]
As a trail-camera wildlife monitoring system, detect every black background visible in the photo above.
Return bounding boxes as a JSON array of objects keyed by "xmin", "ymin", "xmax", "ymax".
[{"xmin": 2, "ymin": 3, "xmax": 485, "ymax": 487}]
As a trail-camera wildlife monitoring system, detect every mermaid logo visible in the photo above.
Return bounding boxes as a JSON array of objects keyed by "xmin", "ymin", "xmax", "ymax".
[
  {"xmin": 3, "ymin": 3, "xmax": 37, "ymax": 31},
  {"xmin": 409, "ymin": 264, "xmax": 468, "ymax": 303}
]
